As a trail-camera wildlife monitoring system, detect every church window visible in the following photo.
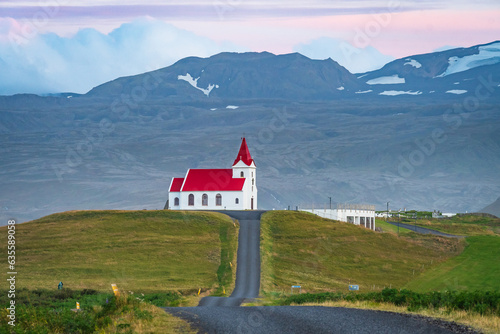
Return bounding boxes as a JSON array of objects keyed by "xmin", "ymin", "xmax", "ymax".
[
  {"xmin": 188, "ymin": 194, "xmax": 194, "ymax": 206},
  {"xmin": 240, "ymin": 171, "xmax": 244, "ymax": 178},
  {"xmin": 252, "ymin": 178, "xmax": 254, "ymax": 186},
  {"xmin": 216, "ymin": 194, "xmax": 222, "ymax": 206},
  {"xmin": 174, "ymin": 197, "xmax": 179, "ymax": 206},
  {"xmin": 202, "ymin": 194, "xmax": 208, "ymax": 206},
  {"xmin": 235, "ymin": 198, "xmax": 239, "ymax": 204}
]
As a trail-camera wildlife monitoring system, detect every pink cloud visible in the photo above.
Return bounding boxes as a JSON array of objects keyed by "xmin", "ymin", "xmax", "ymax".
[{"xmin": 180, "ymin": 9, "xmax": 500, "ymax": 58}]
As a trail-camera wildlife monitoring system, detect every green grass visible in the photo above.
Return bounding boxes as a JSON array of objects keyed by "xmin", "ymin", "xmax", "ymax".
[
  {"xmin": 375, "ymin": 218, "xmax": 414, "ymax": 235},
  {"xmin": 260, "ymin": 211, "xmax": 464, "ymax": 294},
  {"xmin": 405, "ymin": 236, "xmax": 500, "ymax": 292},
  {"xmin": 0, "ymin": 210, "xmax": 238, "ymax": 295}
]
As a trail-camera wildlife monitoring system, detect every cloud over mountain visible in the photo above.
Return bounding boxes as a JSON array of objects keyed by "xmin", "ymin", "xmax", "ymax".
[
  {"xmin": 293, "ymin": 37, "xmax": 394, "ymax": 74},
  {"xmin": 0, "ymin": 18, "xmax": 246, "ymax": 95}
]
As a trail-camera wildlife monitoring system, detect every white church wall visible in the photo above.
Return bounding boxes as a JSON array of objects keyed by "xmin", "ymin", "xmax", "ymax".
[
  {"xmin": 178, "ymin": 191, "xmax": 244, "ymax": 210},
  {"xmin": 168, "ymin": 191, "xmax": 181, "ymax": 209}
]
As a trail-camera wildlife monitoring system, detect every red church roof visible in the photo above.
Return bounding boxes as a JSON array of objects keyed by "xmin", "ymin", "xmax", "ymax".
[
  {"xmin": 232, "ymin": 137, "xmax": 254, "ymax": 166},
  {"xmin": 181, "ymin": 169, "xmax": 245, "ymax": 192},
  {"xmin": 169, "ymin": 178, "xmax": 184, "ymax": 192}
]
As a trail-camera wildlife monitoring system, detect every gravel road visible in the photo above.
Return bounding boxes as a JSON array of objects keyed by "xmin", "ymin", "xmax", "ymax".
[
  {"xmin": 197, "ymin": 210, "xmax": 264, "ymax": 307},
  {"xmin": 166, "ymin": 306, "xmax": 477, "ymax": 334}
]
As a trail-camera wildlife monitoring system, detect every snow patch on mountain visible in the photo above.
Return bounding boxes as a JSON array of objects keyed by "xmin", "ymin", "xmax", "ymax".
[
  {"xmin": 337, "ymin": 86, "xmax": 345, "ymax": 91},
  {"xmin": 226, "ymin": 105, "xmax": 239, "ymax": 109},
  {"xmin": 355, "ymin": 90, "xmax": 373, "ymax": 94},
  {"xmin": 178, "ymin": 73, "xmax": 218, "ymax": 97},
  {"xmin": 366, "ymin": 75, "xmax": 405, "ymax": 85},
  {"xmin": 404, "ymin": 59, "xmax": 422, "ymax": 68},
  {"xmin": 446, "ymin": 90, "xmax": 468, "ymax": 95},
  {"xmin": 436, "ymin": 42, "xmax": 500, "ymax": 77},
  {"xmin": 380, "ymin": 90, "xmax": 422, "ymax": 96}
]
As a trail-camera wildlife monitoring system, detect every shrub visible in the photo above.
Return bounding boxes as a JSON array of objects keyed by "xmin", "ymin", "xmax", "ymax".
[{"xmin": 278, "ymin": 288, "xmax": 500, "ymax": 316}]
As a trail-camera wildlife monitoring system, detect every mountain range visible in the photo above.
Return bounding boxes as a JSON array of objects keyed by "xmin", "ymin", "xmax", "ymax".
[{"xmin": 1, "ymin": 41, "xmax": 499, "ymax": 224}]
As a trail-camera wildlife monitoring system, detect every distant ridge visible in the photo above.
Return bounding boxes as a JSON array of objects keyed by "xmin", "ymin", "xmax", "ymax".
[
  {"xmin": 480, "ymin": 197, "xmax": 500, "ymax": 218},
  {"xmin": 86, "ymin": 51, "xmax": 365, "ymax": 101}
]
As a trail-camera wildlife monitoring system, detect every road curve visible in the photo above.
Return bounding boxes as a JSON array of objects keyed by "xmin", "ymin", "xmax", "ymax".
[
  {"xmin": 387, "ymin": 221, "xmax": 463, "ymax": 238},
  {"xmin": 166, "ymin": 306, "xmax": 475, "ymax": 334},
  {"xmin": 197, "ymin": 210, "xmax": 265, "ymax": 307}
]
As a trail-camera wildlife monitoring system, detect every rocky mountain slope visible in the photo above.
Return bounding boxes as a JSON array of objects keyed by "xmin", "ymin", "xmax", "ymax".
[
  {"xmin": 1, "ymin": 43, "xmax": 499, "ymax": 224},
  {"xmin": 481, "ymin": 197, "xmax": 500, "ymax": 218}
]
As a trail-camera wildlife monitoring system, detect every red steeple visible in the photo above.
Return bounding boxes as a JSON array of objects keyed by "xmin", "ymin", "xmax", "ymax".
[{"xmin": 232, "ymin": 137, "xmax": 254, "ymax": 166}]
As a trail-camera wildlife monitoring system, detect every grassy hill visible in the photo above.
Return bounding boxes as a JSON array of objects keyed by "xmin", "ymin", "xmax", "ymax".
[
  {"xmin": 405, "ymin": 235, "xmax": 500, "ymax": 292},
  {"xmin": 376, "ymin": 214, "xmax": 500, "ymax": 292},
  {"xmin": 1, "ymin": 210, "xmax": 238, "ymax": 295},
  {"xmin": 260, "ymin": 211, "xmax": 464, "ymax": 294}
]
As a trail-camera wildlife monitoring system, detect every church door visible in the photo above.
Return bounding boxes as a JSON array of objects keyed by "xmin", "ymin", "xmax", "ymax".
[{"xmin": 251, "ymin": 198, "xmax": 254, "ymax": 210}]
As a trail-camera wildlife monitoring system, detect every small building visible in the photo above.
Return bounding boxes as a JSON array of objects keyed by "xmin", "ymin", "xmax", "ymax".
[
  {"xmin": 167, "ymin": 138, "xmax": 257, "ymax": 210},
  {"xmin": 301, "ymin": 204, "xmax": 376, "ymax": 230}
]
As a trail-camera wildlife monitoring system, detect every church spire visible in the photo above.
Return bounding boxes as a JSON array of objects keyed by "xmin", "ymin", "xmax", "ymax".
[{"xmin": 232, "ymin": 137, "xmax": 254, "ymax": 166}]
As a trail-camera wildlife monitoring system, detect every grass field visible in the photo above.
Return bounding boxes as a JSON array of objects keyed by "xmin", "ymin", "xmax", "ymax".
[
  {"xmin": 405, "ymin": 236, "xmax": 500, "ymax": 292},
  {"xmin": 396, "ymin": 214, "xmax": 500, "ymax": 236},
  {"xmin": 1, "ymin": 210, "xmax": 238, "ymax": 295},
  {"xmin": 260, "ymin": 211, "xmax": 464, "ymax": 294}
]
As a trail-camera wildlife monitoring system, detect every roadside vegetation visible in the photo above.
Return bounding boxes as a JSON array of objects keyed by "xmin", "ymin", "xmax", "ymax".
[
  {"xmin": 0, "ymin": 210, "xmax": 239, "ymax": 332},
  {"xmin": 0, "ymin": 288, "xmax": 194, "ymax": 333}
]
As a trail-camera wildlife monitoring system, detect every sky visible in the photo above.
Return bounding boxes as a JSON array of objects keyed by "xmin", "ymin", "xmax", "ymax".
[{"xmin": 0, "ymin": 0, "xmax": 499, "ymax": 95}]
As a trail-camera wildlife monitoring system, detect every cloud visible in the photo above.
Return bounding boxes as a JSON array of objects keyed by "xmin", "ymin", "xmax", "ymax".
[
  {"xmin": 293, "ymin": 37, "xmax": 394, "ymax": 73},
  {"xmin": 433, "ymin": 45, "xmax": 460, "ymax": 52},
  {"xmin": 0, "ymin": 2, "xmax": 427, "ymax": 21},
  {"xmin": 0, "ymin": 17, "xmax": 246, "ymax": 95}
]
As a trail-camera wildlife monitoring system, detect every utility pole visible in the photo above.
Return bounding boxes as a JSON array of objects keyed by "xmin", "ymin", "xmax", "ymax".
[
  {"xmin": 328, "ymin": 197, "xmax": 332, "ymax": 210},
  {"xmin": 386, "ymin": 202, "xmax": 390, "ymax": 222},
  {"xmin": 398, "ymin": 213, "xmax": 400, "ymax": 236}
]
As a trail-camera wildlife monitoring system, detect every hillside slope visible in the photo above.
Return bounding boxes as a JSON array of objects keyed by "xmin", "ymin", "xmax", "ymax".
[
  {"xmin": 1, "ymin": 210, "xmax": 238, "ymax": 294},
  {"xmin": 405, "ymin": 235, "xmax": 500, "ymax": 292},
  {"xmin": 260, "ymin": 211, "xmax": 464, "ymax": 293}
]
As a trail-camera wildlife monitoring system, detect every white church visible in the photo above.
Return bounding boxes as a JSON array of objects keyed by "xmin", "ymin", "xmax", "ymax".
[{"xmin": 167, "ymin": 138, "xmax": 257, "ymax": 210}]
